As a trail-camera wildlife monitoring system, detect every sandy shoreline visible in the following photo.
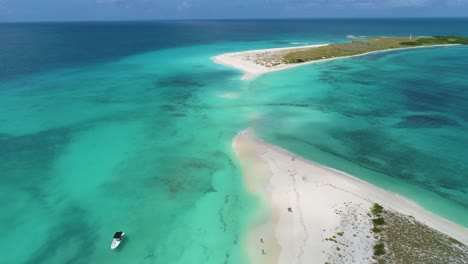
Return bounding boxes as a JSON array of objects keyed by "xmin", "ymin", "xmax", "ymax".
[
  {"xmin": 213, "ymin": 44, "xmax": 458, "ymax": 80},
  {"xmin": 233, "ymin": 130, "xmax": 468, "ymax": 264},
  {"xmin": 211, "ymin": 44, "xmax": 327, "ymax": 80}
]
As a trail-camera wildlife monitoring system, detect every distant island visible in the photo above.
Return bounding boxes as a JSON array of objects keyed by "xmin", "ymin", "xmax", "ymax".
[
  {"xmin": 284, "ymin": 36, "xmax": 468, "ymax": 63},
  {"xmin": 212, "ymin": 36, "xmax": 468, "ymax": 80}
]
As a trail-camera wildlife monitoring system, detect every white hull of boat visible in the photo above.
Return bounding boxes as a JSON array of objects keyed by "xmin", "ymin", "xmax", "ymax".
[
  {"xmin": 111, "ymin": 239, "xmax": 121, "ymax": 249},
  {"xmin": 111, "ymin": 232, "xmax": 125, "ymax": 249}
]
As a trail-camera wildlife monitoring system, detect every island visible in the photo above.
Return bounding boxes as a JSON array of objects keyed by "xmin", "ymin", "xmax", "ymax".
[
  {"xmin": 215, "ymin": 37, "xmax": 468, "ymax": 263},
  {"xmin": 212, "ymin": 36, "xmax": 468, "ymax": 80}
]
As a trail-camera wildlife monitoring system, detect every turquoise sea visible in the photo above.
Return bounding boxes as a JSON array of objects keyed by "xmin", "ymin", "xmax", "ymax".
[{"xmin": 1, "ymin": 19, "xmax": 468, "ymax": 263}]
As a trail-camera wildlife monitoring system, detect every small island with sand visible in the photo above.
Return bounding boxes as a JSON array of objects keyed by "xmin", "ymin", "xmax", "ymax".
[
  {"xmin": 213, "ymin": 36, "xmax": 468, "ymax": 80},
  {"xmin": 217, "ymin": 37, "xmax": 468, "ymax": 263}
]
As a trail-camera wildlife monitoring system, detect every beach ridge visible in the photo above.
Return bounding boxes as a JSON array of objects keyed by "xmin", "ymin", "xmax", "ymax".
[{"xmin": 233, "ymin": 129, "xmax": 468, "ymax": 264}]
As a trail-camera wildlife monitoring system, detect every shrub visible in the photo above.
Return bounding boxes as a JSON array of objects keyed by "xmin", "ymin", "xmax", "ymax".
[
  {"xmin": 372, "ymin": 217, "xmax": 386, "ymax": 226},
  {"xmin": 371, "ymin": 203, "xmax": 384, "ymax": 215},
  {"xmin": 448, "ymin": 238, "xmax": 463, "ymax": 246},
  {"xmin": 400, "ymin": 41, "xmax": 421, "ymax": 46},
  {"xmin": 373, "ymin": 243, "xmax": 386, "ymax": 256}
]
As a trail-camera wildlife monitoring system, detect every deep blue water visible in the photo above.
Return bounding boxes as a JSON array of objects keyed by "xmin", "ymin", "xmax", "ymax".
[{"xmin": 2, "ymin": 18, "xmax": 468, "ymax": 79}]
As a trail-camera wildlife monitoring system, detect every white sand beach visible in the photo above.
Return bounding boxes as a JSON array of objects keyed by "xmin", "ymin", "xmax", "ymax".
[
  {"xmin": 212, "ymin": 44, "xmax": 327, "ymax": 80},
  {"xmin": 212, "ymin": 43, "xmax": 458, "ymax": 80},
  {"xmin": 233, "ymin": 130, "xmax": 468, "ymax": 264}
]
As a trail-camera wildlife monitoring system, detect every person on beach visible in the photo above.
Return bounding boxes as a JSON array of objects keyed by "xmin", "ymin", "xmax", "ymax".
[{"xmin": 260, "ymin": 238, "xmax": 263, "ymax": 243}]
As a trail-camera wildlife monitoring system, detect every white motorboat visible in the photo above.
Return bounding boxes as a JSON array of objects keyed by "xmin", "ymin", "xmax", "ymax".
[{"xmin": 111, "ymin": 231, "xmax": 125, "ymax": 249}]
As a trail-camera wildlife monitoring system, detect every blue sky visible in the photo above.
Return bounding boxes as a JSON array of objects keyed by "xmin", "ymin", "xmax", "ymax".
[{"xmin": 0, "ymin": 0, "xmax": 468, "ymax": 22}]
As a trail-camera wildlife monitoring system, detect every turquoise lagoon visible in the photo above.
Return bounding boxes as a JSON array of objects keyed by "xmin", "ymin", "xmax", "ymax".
[
  {"xmin": 1, "ymin": 44, "xmax": 261, "ymax": 264},
  {"xmin": 0, "ymin": 20, "xmax": 468, "ymax": 263},
  {"xmin": 253, "ymin": 46, "xmax": 468, "ymax": 226}
]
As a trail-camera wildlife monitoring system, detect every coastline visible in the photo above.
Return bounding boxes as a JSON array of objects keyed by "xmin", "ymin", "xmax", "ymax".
[
  {"xmin": 233, "ymin": 130, "xmax": 468, "ymax": 264},
  {"xmin": 212, "ymin": 43, "xmax": 458, "ymax": 80},
  {"xmin": 211, "ymin": 44, "xmax": 327, "ymax": 80}
]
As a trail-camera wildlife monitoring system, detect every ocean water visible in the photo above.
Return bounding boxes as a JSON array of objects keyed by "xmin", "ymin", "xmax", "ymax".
[
  {"xmin": 1, "ymin": 19, "xmax": 468, "ymax": 263},
  {"xmin": 253, "ymin": 45, "xmax": 468, "ymax": 226}
]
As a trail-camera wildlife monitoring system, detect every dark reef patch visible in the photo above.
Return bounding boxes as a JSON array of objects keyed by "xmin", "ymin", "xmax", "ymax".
[
  {"xmin": 155, "ymin": 74, "xmax": 205, "ymax": 89},
  {"xmin": 329, "ymin": 65, "xmax": 351, "ymax": 71},
  {"xmin": 0, "ymin": 127, "xmax": 71, "ymax": 185},
  {"xmin": 396, "ymin": 114, "xmax": 459, "ymax": 128},
  {"xmin": 25, "ymin": 206, "xmax": 96, "ymax": 264},
  {"xmin": 0, "ymin": 132, "xmax": 12, "ymax": 140},
  {"xmin": 155, "ymin": 156, "xmax": 219, "ymax": 197},
  {"xmin": 400, "ymin": 80, "xmax": 452, "ymax": 112}
]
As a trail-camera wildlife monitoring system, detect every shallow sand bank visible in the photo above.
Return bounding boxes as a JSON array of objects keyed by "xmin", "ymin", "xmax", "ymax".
[{"xmin": 233, "ymin": 130, "xmax": 468, "ymax": 264}]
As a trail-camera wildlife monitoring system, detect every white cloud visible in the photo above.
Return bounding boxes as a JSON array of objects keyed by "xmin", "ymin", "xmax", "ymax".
[
  {"xmin": 338, "ymin": 0, "xmax": 431, "ymax": 8},
  {"xmin": 385, "ymin": 0, "xmax": 431, "ymax": 7},
  {"xmin": 0, "ymin": 0, "xmax": 7, "ymax": 9},
  {"xmin": 265, "ymin": 0, "xmax": 434, "ymax": 10},
  {"xmin": 93, "ymin": 0, "xmax": 468, "ymax": 11},
  {"xmin": 177, "ymin": 1, "xmax": 191, "ymax": 10},
  {"xmin": 315, "ymin": 0, "xmax": 433, "ymax": 8},
  {"xmin": 446, "ymin": 0, "xmax": 468, "ymax": 6},
  {"xmin": 96, "ymin": 0, "xmax": 130, "ymax": 6}
]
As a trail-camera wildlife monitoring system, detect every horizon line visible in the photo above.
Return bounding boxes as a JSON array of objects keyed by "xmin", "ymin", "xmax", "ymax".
[{"xmin": 1, "ymin": 16, "xmax": 468, "ymax": 24}]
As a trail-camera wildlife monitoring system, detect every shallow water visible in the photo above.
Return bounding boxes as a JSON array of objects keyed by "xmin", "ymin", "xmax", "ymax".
[
  {"xmin": 253, "ymin": 46, "xmax": 468, "ymax": 226},
  {"xmin": 0, "ymin": 44, "xmax": 260, "ymax": 263},
  {"xmin": 1, "ymin": 19, "xmax": 468, "ymax": 263}
]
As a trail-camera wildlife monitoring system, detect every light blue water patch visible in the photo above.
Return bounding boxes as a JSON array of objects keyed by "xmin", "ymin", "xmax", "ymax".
[{"xmin": 0, "ymin": 43, "xmax": 258, "ymax": 264}]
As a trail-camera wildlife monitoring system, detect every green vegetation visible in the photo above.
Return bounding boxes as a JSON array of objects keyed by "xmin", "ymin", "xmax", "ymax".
[
  {"xmin": 372, "ymin": 217, "xmax": 385, "ymax": 226},
  {"xmin": 283, "ymin": 36, "xmax": 468, "ymax": 63},
  {"xmin": 373, "ymin": 243, "xmax": 386, "ymax": 256},
  {"xmin": 369, "ymin": 204, "xmax": 388, "ymax": 260},
  {"xmin": 369, "ymin": 205, "xmax": 468, "ymax": 264},
  {"xmin": 371, "ymin": 203, "xmax": 384, "ymax": 215},
  {"xmin": 337, "ymin": 232, "xmax": 344, "ymax": 236},
  {"xmin": 400, "ymin": 36, "xmax": 468, "ymax": 46},
  {"xmin": 448, "ymin": 237, "xmax": 463, "ymax": 246},
  {"xmin": 370, "ymin": 204, "xmax": 385, "ymax": 234}
]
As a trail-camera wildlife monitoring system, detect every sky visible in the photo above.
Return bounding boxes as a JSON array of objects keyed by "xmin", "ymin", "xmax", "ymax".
[{"xmin": 0, "ymin": 0, "xmax": 468, "ymax": 22}]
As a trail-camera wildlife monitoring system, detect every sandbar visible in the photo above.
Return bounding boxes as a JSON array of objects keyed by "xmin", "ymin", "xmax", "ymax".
[{"xmin": 233, "ymin": 130, "xmax": 468, "ymax": 264}]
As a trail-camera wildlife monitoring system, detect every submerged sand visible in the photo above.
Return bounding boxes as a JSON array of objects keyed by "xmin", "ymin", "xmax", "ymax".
[{"xmin": 233, "ymin": 130, "xmax": 468, "ymax": 264}]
